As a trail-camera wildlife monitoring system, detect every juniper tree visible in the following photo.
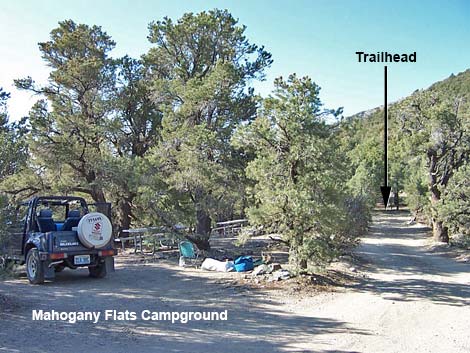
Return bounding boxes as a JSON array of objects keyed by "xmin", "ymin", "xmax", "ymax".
[
  {"xmin": 398, "ymin": 93, "xmax": 470, "ymax": 242},
  {"xmin": 144, "ymin": 10, "xmax": 272, "ymax": 248},
  {"xmin": 437, "ymin": 163, "xmax": 470, "ymax": 238},
  {"xmin": 14, "ymin": 20, "xmax": 116, "ymax": 204},
  {"xmin": 235, "ymin": 75, "xmax": 361, "ymax": 269},
  {"xmin": 0, "ymin": 88, "xmax": 27, "ymax": 184},
  {"xmin": 13, "ymin": 21, "xmax": 163, "ymax": 232},
  {"xmin": 104, "ymin": 56, "xmax": 163, "ymax": 233}
]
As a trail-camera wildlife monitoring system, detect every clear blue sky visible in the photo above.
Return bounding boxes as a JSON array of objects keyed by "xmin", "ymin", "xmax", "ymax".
[{"xmin": 1, "ymin": 0, "xmax": 469, "ymax": 120}]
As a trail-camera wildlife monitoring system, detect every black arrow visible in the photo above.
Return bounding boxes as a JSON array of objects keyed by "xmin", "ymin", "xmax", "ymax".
[{"xmin": 380, "ymin": 66, "xmax": 391, "ymax": 208}]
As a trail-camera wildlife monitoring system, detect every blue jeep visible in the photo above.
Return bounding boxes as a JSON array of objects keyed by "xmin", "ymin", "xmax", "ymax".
[{"xmin": 1, "ymin": 196, "xmax": 116, "ymax": 284}]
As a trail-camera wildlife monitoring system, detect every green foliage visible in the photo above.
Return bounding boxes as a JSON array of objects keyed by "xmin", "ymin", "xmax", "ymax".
[
  {"xmin": 343, "ymin": 69, "xmax": 470, "ymax": 242},
  {"xmin": 437, "ymin": 164, "xmax": 470, "ymax": 237},
  {"xmin": 236, "ymin": 74, "xmax": 364, "ymax": 269},
  {"xmin": 102, "ymin": 56, "xmax": 163, "ymax": 232},
  {"xmin": 11, "ymin": 11, "xmax": 470, "ymax": 261},
  {"xmin": 4, "ymin": 12, "xmax": 272, "ymax": 241},
  {"xmin": 0, "ymin": 88, "xmax": 9, "ymax": 128},
  {"xmin": 10, "ymin": 21, "xmax": 163, "ymax": 233},
  {"xmin": 144, "ymin": 9, "xmax": 272, "ymax": 239},
  {"xmin": 397, "ymin": 90, "xmax": 470, "ymax": 241},
  {"xmin": 0, "ymin": 88, "xmax": 28, "ymax": 182},
  {"xmin": 145, "ymin": 9, "xmax": 271, "ymax": 82},
  {"xmin": 0, "ymin": 194, "xmax": 20, "ymax": 276},
  {"xmin": 337, "ymin": 109, "xmax": 384, "ymax": 208},
  {"xmin": 0, "ymin": 194, "xmax": 9, "ymax": 244},
  {"xmin": 402, "ymin": 158, "xmax": 429, "ymax": 215},
  {"xmin": 14, "ymin": 20, "xmax": 116, "ymax": 203}
]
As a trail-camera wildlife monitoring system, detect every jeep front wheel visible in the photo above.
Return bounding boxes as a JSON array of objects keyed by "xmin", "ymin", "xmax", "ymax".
[{"xmin": 26, "ymin": 248, "xmax": 45, "ymax": 284}]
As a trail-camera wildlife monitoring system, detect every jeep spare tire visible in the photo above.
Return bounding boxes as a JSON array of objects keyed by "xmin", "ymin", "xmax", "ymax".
[{"xmin": 77, "ymin": 212, "xmax": 112, "ymax": 249}]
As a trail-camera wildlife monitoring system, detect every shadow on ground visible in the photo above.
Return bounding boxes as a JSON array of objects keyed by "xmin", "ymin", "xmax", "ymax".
[
  {"xmin": 351, "ymin": 211, "xmax": 470, "ymax": 307},
  {"xmin": 0, "ymin": 260, "xmax": 369, "ymax": 353}
]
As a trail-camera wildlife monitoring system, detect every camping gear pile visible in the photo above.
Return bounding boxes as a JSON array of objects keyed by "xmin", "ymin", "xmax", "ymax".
[
  {"xmin": 199, "ymin": 256, "xmax": 255, "ymax": 273},
  {"xmin": 178, "ymin": 244, "xmax": 291, "ymax": 280}
]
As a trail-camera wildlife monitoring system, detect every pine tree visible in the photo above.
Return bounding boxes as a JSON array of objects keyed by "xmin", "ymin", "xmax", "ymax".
[
  {"xmin": 144, "ymin": 10, "xmax": 272, "ymax": 248},
  {"xmin": 235, "ymin": 75, "xmax": 361, "ymax": 269}
]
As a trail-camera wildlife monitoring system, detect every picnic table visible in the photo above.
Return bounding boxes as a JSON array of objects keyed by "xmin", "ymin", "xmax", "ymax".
[
  {"xmin": 118, "ymin": 227, "xmax": 167, "ymax": 254},
  {"xmin": 212, "ymin": 219, "xmax": 248, "ymax": 237}
]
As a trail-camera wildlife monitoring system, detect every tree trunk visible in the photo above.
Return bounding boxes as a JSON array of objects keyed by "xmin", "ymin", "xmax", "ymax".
[
  {"xmin": 116, "ymin": 196, "xmax": 134, "ymax": 237},
  {"xmin": 428, "ymin": 150, "xmax": 450, "ymax": 243},
  {"xmin": 290, "ymin": 235, "xmax": 307, "ymax": 270},
  {"xmin": 185, "ymin": 234, "xmax": 211, "ymax": 251},
  {"xmin": 90, "ymin": 187, "xmax": 106, "ymax": 203},
  {"xmin": 188, "ymin": 207, "xmax": 211, "ymax": 251},
  {"xmin": 85, "ymin": 170, "xmax": 107, "ymax": 204},
  {"xmin": 187, "ymin": 191, "xmax": 212, "ymax": 251},
  {"xmin": 90, "ymin": 186, "xmax": 110, "ymax": 215},
  {"xmin": 196, "ymin": 207, "xmax": 211, "ymax": 236},
  {"xmin": 432, "ymin": 219, "xmax": 449, "ymax": 243}
]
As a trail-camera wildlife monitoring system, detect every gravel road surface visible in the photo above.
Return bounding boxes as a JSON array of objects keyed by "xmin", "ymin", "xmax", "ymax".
[{"xmin": 1, "ymin": 211, "xmax": 468, "ymax": 353}]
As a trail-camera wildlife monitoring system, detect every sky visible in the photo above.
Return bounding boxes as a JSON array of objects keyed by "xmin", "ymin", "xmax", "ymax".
[{"xmin": 1, "ymin": 0, "xmax": 469, "ymax": 121}]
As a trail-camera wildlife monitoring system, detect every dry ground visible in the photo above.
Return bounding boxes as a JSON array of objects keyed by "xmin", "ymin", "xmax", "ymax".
[{"xmin": 0, "ymin": 210, "xmax": 469, "ymax": 353}]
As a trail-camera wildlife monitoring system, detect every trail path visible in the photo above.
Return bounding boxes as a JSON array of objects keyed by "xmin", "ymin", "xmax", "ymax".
[
  {"xmin": 0, "ymin": 211, "xmax": 468, "ymax": 352},
  {"xmin": 290, "ymin": 211, "xmax": 470, "ymax": 352}
]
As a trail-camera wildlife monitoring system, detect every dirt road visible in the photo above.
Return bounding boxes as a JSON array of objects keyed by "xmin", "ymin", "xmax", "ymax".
[{"xmin": 1, "ymin": 211, "xmax": 469, "ymax": 353}]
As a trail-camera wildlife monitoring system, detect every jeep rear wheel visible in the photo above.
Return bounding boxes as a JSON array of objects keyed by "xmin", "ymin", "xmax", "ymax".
[
  {"xmin": 26, "ymin": 249, "xmax": 45, "ymax": 284},
  {"xmin": 88, "ymin": 262, "xmax": 107, "ymax": 278}
]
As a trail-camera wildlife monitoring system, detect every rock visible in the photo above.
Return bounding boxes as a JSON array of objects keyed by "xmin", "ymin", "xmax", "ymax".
[
  {"xmin": 253, "ymin": 264, "xmax": 271, "ymax": 276},
  {"xmin": 339, "ymin": 255, "xmax": 353, "ymax": 261},
  {"xmin": 272, "ymin": 269, "xmax": 291, "ymax": 281},
  {"xmin": 262, "ymin": 253, "xmax": 272, "ymax": 263},
  {"xmin": 349, "ymin": 267, "xmax": 357, "ymax": 273},
  {"xmin": 269, "ymin": 263, "xmax": 282, "ymax": 271}
]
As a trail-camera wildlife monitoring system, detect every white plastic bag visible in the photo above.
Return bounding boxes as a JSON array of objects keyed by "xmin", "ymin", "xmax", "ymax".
[{"xmin": 201, "ymin": 258, "xmax": 234, "ymax": 272}]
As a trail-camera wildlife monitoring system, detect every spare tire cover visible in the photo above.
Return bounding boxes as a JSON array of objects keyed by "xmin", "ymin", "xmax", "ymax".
[{"xmin": 77, "ymin": 212, "xmax": 112, "ymax": 249}]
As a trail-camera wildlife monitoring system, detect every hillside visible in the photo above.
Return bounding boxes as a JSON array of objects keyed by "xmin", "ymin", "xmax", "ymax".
[
  {"xmin": 348, "ymin": 68, "xmax": 470, "ymax": 122},
  {"xmin": 342, "ymin": 68, "xmax": 470, "ymax": 242}
]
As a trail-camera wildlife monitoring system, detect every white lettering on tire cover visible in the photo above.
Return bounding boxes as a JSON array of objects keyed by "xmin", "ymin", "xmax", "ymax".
[{"xmin": 77, "ymin": 213, "xmax": 112, "ymax": 248}]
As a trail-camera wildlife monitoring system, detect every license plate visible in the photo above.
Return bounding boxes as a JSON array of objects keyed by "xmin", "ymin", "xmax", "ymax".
[{"xmin": 74, "ymin": 255, "xmax": 90, "ymax": 265}]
